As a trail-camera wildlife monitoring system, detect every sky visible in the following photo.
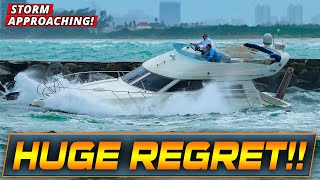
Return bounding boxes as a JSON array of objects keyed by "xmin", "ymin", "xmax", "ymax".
[{"xmin": 29, "ymin": 0, "xmax": 320, "ymax": 25}]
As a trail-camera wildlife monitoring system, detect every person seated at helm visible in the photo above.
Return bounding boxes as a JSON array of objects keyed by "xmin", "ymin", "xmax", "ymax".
[
  {"xmin": 203, "ymin": 44, "xmax": 221, "ymax": 62},
  {"xmin": 190, "ymin": 33, "xmax": 213, "ymax": 54}
]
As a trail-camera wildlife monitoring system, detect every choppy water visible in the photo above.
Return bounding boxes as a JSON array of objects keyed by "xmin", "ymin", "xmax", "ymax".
[
  {"xmin": 0, "ymin": 39, "xmax": 320, "ymax": 179},
  {"xmin": 0, "ymin": 38, "xmax": 320, "ymax": 62}
]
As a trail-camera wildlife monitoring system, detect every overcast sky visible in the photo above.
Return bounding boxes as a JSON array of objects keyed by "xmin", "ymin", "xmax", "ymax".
[{"xmin": 29, "ymin": 0, "xmax": 320, "ymax": 25}]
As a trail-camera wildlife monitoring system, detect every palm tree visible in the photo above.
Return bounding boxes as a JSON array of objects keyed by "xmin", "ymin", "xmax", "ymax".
[
  {"xmin": 107, "ymin": 15, "xmax": 113, "ymax": 23},
  {"xmin": 100, "ymin": 10, "xmax": 107, "ymax": 20},
  {"xmin": 133, "ymin": 20, "xmax": 137, "ymax": 28}
]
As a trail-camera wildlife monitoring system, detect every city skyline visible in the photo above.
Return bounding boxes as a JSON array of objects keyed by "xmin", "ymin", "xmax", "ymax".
[
  {"xmin": 159, "ymin": 1, "xmax": 181, "ymax": 26},
  {"xmin": 254, "ymin": 3, "xmax": 303, "ymax": 26},
  {"xmin": 22, "ymin": 0, "xmax": 320, "ymax": 25}
]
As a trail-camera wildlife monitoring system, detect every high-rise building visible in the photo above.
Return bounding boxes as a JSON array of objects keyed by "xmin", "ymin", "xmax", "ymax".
[
  {"xmin": 311, "ymin": 14, "xmax": 320, "ymax": 25},
  {"xmin": 287, "ymin": 4, "xmax": 303, "ymax": 25},
  {"xmin": 255, "ymin": 4, "xmax": 270, "ymax": 26},
  {"xmin": 0, "ymin": 0, "xmax": 27, "ymax": 29},
  {"xmin": 159, "ymin": 1, "xmax": 181, "ymax": 26},
  {"xmin": 114, "ymin": 9, "xmax": 154, "ymax": 26}
]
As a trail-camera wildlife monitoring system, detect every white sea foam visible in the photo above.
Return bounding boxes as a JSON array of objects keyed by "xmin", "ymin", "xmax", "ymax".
[
  {"xmin": 152, "ymin": 83, "xmax": 232, "ymax": 115},
  {"xmin": 42, "ymin": 83, "xmax": 232, "ymax": 117},
  {"xmin": 13, "ymin": 70, "xmax": 43, "ymax": 104},
  {"xmin": 12, "ymin": 69, "xmax": 237, "ymax": 117}
]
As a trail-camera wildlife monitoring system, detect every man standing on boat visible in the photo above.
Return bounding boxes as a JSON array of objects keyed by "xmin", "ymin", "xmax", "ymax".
[
  {"xmin": 191, "ymin": 34, "xmax": 213, "ymax": 54},
  {"xmin": 203, "ymin": 44, "xmax": 221, "ymax": 62}
]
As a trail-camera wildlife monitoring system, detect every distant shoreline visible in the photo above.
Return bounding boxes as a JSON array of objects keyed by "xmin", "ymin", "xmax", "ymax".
[{"xmin": 2, "ymin": 25, "xmax": 320, "ymax": 39}]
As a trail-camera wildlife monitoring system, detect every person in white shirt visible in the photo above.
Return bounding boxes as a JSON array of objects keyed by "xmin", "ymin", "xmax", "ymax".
[{"xmin": 191, "ymin": 34, "xmax": 213, "ymax": 54}]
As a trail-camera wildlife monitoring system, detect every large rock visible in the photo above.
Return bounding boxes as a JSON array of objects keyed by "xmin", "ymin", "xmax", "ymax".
[
  {"xmin": 294, "ymin": 79, "xmax": 316, "ymax": 90},
  {"xmin": 93, "ymin": 63, "xmax": 109, "ymax": 71},
  {"xmin": 306, "ymin": 60, "xmax": 320, "ymax": 68},
  {"xmin": 106, "ymin": 63, "xmax": 132, "ymax": 71},
  {"xmin": 45, "ymin": 62, "xmax": 71, "ymax": 79},
  {"xmin": 4, "ymin": 92, "xmax": 20, "ymax": 100},
  {"xmin": 0, "ymin": 65, "xmax": 14, "ymax": 84},
  {"xmin": 78, "ymin": 63, "xmax": 94, "ymax": 72},
  {"xmin": 0, "ymin": 65, "xmax": 12, "ymax": 75},
  {"xmin": 6, "ymin": 61, "xmax": 29, "ymax": 73},
  {"xmin": 64, "ymin": 63, "xmax": 78, "ymax": 73},
  {"xmin": 298, "ymin": 69, "xmax": 319, "ymax": 83},
  {"xmin": 289, "ymin": 62, "xmax": 305, "ymax": 74}
]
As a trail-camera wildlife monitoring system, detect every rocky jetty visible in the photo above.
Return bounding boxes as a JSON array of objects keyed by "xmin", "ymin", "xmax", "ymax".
[
  {"xmin": 255, "ymin": 59, "xmax": 320, "ymax": 92},
  {"xmin": 0, "ymin": 60, "xmax": 142, "ymax": 90},
  {"xmin": 0, "ymin": 59, "xmax": 319, "ymax": 96}
]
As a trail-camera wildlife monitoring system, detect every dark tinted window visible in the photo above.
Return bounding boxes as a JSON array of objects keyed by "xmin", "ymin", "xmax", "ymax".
[
  {"xmin": 167, "ymin": 80, "xmax": 205, "ymax": 92},
  {"xmin": 122, "ymin": 66, "xmax": 148, "ymax": 84},
  {"xmin": 133, "ymin": 73, "xmax": 173, "ymax": 92}
]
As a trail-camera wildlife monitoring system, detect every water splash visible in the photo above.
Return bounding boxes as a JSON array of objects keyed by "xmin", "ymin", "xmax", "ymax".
[
  {"xmin": 13, "ymin": 70, "xmax": 43, "ymax": 104},
  {"xmin": 11, "ymin": 69, "xmax": 243, "ymax": 117},
  {"xmin": 43, "ymin": 82, "xmax": 231, "ymax": 117}
]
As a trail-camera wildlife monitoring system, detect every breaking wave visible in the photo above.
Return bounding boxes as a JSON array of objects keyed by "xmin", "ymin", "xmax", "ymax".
[
  {"xmin": 43, "ymin": 83, "xmax": 231, "ymax": 117},
  {"xmin": 1, "ymin": 39, "xmax": 320, "ymax": 62},
  {"xmin": 12, "ymin": 69, "xmax": 231, "ymax": 117},
  {"xmin": 13, "ymin": 70, "xmax": 43, "ymax": 104}
]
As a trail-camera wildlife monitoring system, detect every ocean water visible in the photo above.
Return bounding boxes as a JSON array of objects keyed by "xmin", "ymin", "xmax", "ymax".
[
  {"xmin": 0, "ymin": 38, "xmax": 319, "ymax": 62},
  {"xmin": 0, "ymin": 39, "xmax": 320, "ymax": 179}
]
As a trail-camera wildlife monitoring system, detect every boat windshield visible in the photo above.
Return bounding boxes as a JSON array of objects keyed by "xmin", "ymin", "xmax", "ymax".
[
  {"xmin": 167, "ymin": 80, "xmax": 206, "ymax": 92},
  {"xmin": 173, "ymin": 43, "xmax": 202, "ymax": 60},
  {"xmin": 133, "ymin": 73, "xmax": 173, "ymax": 92},
  {"xmin": 122, "ymin": 66, "xmax": 148, "ymax": 84}
]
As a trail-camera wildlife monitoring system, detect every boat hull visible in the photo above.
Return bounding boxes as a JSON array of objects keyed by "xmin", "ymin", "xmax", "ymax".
[{"xmin": 31, "ymin": 80, "xmax": 289, "ymax": 113}]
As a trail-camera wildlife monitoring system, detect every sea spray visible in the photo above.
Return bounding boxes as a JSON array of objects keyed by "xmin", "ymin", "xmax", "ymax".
[
  {"xmin": 43, "ymin": 81, "xmax": 232, "ymax": 117},
  {"xmin": 13, "ymin": 70, "xmax": 73, "ymax": 104},
  {"xmin": 13, "ymin": 70, "xmax": 43, "ymax": 104},
  {"xmin": 13, "ymin": 69, "xmax": 238, "ymax": 116},
  {"xmin": 44, "ymin": 89, "xmax": 136, "ymax": 117},
  {"xmin": 151, "ymin": 83, "xmax": 232, "ymax": 115}
]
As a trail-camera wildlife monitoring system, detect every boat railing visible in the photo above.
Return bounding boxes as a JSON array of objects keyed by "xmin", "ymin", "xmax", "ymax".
[
  {"xmin": 61, "ymin": 70, "xmax": 131, "ymax": 83},
  {"xmin": 37, "ymin": 71, "xmax": 131, "ymax": 97},
  {"xmin": 36, "ymin": 70, "xmax": 263, "ymax": 107},
  {"xmin": 36, "ymin": 70, "xmax": 156, "ymax": 105},
  {"xmin": 37, "ymin": 82, "xmax": 157, "ymax": 105}
]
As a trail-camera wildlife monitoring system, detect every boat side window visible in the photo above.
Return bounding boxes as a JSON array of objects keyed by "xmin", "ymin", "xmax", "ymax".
[
  {"xmin": 133, "ymin": 73, "xmax": 173, "ymax": 92},
  {"xmin": 122, "ymin": 66, "xmax": 148, "ymax": 84},
  {"xmin": 167, "ymin": 80, "xmax": 205, "ymax": 92}
]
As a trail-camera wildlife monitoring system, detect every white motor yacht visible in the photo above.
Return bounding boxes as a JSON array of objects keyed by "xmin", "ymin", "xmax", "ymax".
[{"xmin": 32, "ymin": 33, "xmax": 291, "ymax": 111}]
